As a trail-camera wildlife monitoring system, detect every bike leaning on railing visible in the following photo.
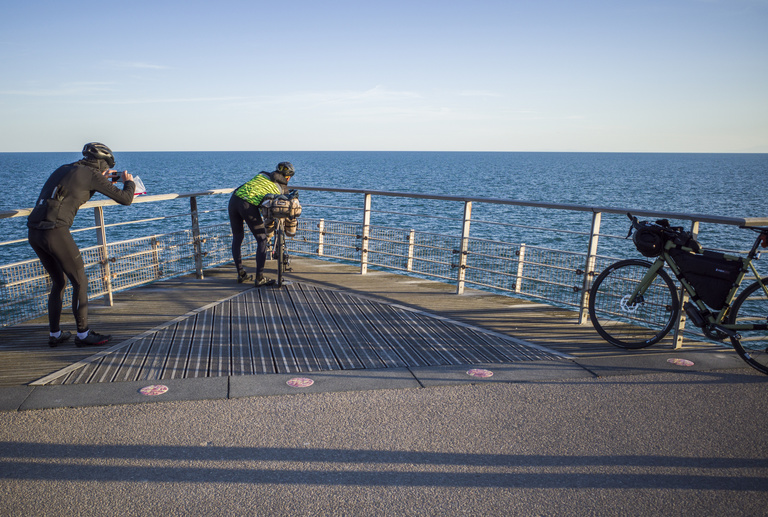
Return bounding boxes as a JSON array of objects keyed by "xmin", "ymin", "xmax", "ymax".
[
  {"xmin": 259, "ymin": 190, "xmax": 302, "ymax": 288},
  {"xmin": 588, "ymin": 213, "xmax": 768, "ymax": 375}
]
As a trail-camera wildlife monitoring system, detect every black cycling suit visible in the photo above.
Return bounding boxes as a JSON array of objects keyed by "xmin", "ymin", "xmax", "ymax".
[{"xmin": 27, "ymin": 159, "xmax": 135, "ymax": 333}]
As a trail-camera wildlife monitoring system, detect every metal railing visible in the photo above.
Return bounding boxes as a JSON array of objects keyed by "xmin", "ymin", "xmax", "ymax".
[{"xmin": 2, "ymin": 186, "xmax": 767, "ymax": 348}]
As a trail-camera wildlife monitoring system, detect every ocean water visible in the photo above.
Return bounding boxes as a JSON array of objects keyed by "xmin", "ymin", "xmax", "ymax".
[{"xmin": 1, "ymin": 151, "xmax": 766, "ymax": 264}]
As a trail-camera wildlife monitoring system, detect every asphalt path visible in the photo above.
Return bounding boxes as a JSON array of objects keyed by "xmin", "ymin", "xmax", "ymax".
[{"xmin": 1, "ymin": 368, "xmax": 767, "ymax": 516}]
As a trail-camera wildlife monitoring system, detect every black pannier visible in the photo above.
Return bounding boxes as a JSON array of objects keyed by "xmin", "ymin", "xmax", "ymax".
[{"xmin": 669, "ymin": 248, "xmax": 743, "ymax": 310}]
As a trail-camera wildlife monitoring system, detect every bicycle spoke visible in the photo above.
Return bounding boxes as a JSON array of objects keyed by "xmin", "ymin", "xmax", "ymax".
[
  {"xmin": 589, "ymin": 260, "xmax": 679, "ymax": 349},
  {"xmin": 729, "ymin": 282, "xmax": 768, "ymax": 374}
]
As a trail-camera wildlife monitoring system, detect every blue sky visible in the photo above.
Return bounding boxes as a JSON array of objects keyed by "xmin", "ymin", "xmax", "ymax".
[{"xmin": 1, "ymin": 0, "xmax": 766, "ymax": 152}]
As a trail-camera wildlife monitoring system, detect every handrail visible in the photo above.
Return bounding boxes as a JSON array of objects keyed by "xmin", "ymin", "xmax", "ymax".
[
  {"xmin": 4, "ymin": 186, "xmax": 767, "ymax": 227},
  {"xmin": 2, "ymin": 185, "xmax": 766, "ymax": 351}
]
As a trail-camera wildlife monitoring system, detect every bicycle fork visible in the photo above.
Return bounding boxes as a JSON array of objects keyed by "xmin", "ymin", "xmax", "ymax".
[{"xmin": 624, "ymin": 259, "xmax": 667, "ymax": 309}]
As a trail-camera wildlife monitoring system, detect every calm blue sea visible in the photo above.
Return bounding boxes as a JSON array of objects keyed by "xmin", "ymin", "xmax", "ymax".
[{"xmin": 1, "ymin": 151, "xmax": 766, "ymax": 264}]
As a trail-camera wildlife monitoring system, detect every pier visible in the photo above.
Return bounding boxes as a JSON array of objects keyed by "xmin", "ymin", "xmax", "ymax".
[
  {"xmin": 1, "ymin": 258, "xmax": 767, "ymax": 516},
  {"xmin": 2, "ymin": 190, "xmax": 767, "ymax": 515},
  {"xmin": 0, "ymin": 256, "xmax": 749, "ymax": 408}
]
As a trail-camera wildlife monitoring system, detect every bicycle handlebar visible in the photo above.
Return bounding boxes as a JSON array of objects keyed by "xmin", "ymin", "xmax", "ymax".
[{"xmin": 626, "ymin": 213, "xmax": 685, "ymax": 239}]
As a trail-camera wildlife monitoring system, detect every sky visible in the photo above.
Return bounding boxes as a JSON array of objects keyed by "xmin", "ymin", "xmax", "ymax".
[{"xmin": 0, "ymin": 0, "xmax": 766, "ymax": 153}]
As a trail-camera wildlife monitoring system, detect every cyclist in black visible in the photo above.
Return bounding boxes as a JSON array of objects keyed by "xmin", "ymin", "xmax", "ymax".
[
  {"xmin": 228, "ymin": 162, "xmax": 294, "ymax": 287},
  {"xmin": 27, "ymin": 143, "xmax": 136, "ymax": 347}
]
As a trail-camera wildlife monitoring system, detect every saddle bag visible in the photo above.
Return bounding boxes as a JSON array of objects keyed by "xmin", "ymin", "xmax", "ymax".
[
  {"xmin": 259, "ymin": 194, "xmax": 302, "ymax": 220},
  {"xmin": 669, "ymin": 248, "xmax": 743, "ymax": 310}
]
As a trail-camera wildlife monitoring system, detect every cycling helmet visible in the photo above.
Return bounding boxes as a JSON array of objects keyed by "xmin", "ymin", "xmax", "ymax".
[
  {"xmin": 276, "ymin": 162, "xmax": 295, "ymax": 178},
  {"xmin": 82, "ymin": 142, "xmax": 115, "ymax": 168}
]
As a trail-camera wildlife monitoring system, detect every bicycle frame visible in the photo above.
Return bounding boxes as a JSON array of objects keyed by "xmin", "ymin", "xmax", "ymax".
[{"xmin": 627, "ymin": 230, "xmax": 768, "ymax": 336}]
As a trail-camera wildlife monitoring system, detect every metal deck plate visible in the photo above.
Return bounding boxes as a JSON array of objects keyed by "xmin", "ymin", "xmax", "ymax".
[{"xmin": 38, "ymin": 283, "xmax": 567, "ymax": 385}]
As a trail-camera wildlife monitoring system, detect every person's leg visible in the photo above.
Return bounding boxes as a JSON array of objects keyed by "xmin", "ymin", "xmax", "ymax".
[
  {"xmin": 228, "ymin": 195, "xmax": 246, "ymax": 274},
  {"xmin": 28, "ymin": 229, "xmax": 66, "ymax": 333},
  {"xmin": 47, "ymin": 228, "xmax": 89, "ymax": 333},
  {"xmin": 240, "ymin": 202, "xmax": 273, "ymax": 285}
]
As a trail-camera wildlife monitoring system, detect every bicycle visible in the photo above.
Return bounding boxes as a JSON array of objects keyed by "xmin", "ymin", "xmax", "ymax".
[
  {"xmin": 260, "ymin": 190, "xmax": 301, "ymax": 288},
  {"xmin": 588, "ymin": 213, "xmax": 768, "ymax": 375},
  {"xmin": 269, "ymin": 218, "xmax": 291, "ymax": 287}
]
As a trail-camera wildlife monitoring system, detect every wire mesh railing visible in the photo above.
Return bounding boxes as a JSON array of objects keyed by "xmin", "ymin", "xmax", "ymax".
[{"xmin": 2, "ymin": 186, "xmax": 766, "ymax": 349}]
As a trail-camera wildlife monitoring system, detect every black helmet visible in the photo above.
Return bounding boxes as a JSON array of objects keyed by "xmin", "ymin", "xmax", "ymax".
[
  {"xmin": 276, "ymin": 162, "xmax": 295, "ymax": 177},
  {"xmin": 82, "ymin": 142, "xmax": 115, "ymax": 168}
]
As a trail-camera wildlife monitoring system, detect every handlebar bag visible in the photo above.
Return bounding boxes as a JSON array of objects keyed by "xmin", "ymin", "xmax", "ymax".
[
  {"xmin": 633, "ymin": 222, "xmax": 664, "ymax": 257},
  {"xmin": 669, "ymin": 248, "xmax": 743, "ymax": 310}
]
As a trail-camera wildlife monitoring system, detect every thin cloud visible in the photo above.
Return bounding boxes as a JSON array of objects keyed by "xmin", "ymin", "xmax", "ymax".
[
  {"xmin": 458, "ymin": 90, "xmax": 504, "ymax": 98},
  {"xmin": 105, "ymin": 60, "xmax": 169, "ymax": 70},
  {"xmin": 0, "ymin": 82, "xmax": 113, "ymax": 96}
]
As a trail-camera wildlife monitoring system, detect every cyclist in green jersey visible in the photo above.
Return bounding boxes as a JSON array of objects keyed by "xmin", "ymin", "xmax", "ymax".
[{"xmin": 228, "ymin": 162, "xmax": 295, "ymax": 286}]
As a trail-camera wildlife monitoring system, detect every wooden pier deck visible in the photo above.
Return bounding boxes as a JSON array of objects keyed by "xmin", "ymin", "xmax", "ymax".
[{"xmin": 0, "ymin": 257, "xmax": 737, "ymax": 389}]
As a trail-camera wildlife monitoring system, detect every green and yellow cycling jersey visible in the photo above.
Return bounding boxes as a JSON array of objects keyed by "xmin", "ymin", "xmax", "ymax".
[{"xmin": 234, "ymin": 173, "xmax": 282, "ymax": 205}]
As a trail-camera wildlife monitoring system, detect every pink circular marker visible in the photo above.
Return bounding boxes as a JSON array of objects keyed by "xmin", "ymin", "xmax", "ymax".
[
  {"xmin": 139, "ymin": 385, "xmax": 169, "ymax": 396},
  {"xmin": 667, "ymin": 358, "xmax": 695, "ymax": 367},
  {"xmin": 287, "ymin": 377, "xmax": 314, "ymax": 388},
  {"xmin": 467, "ymin": 368, "xmax": 494, "ymax": 378}
]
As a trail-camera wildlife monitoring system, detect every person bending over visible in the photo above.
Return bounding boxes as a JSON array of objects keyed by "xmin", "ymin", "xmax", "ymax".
[
  {"xmin": 228, "ymin": 162, "xmax": 294, "ymax": 287},
  {"xmin": 27, "ymin": 143, "xmax": 135, "ymax": 347}
]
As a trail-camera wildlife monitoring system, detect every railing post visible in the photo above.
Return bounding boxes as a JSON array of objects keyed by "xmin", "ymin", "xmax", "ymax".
[
  {"xmin": 407, "ymin": 229, "xmax": 415, "ymax": 271},
  {"xmin": 151, "ymin": 236, "xmax": 160, "ymax": 280},
  {"xmin": 190, "ymin": 196, "xmax": 204, "ymax": 279},
  {"xmin": 456, "ymin": 201, "xmax": 472, "ymax": 294},
  {"xmin": 93, "ymin": 206, "xmax": 113, "ymax": 306},
  {"xmin": 360, "ymin": 193, "xmax": 372, "ymax": 275},
  {"xmin": 317, "ymin": 219, "xmax": 325, "ymax": 256},
  {"xmin": 578, "ymin": 211, "xmax": 602, "ymax": 324},
  {"xmin": 515, "ymin": 243, "xmax": 526, "ymax": 293},
  {"xmin": 672, "ymin": 220, "xmax": 700, "ymax": 348}
]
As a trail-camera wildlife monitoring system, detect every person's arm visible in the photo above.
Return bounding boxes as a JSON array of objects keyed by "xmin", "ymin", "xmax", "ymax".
[{"xmin": 93, "ymin": 169, "xmax": 136, "ymax": 205}]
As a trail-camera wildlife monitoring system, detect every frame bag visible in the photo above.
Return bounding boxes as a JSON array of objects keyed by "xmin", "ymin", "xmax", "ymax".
[{"xmin": 669, "ymin": 249, "xmax": 742, "ymax": 310}]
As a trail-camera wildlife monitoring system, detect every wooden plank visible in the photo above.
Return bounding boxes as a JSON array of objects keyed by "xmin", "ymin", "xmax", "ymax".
[
  {"xmin": 229, "ymin": 292, "xmax": 254, "ymax": 376},
  {"xmin": 246, "ymin": 290, "xmax": 276, "ymax": 374},
  {"xmin": 352, "ymin": 299, "xmax": 430, "ymax": 367},
  {"xmin": 303, "ymin": 287, "xmax": 363, "ymax": 369},
  {"xmin": 261, "ymin": 289, "xmax": 298, "ymax": 373},
  {"xmin": 164, "ymin": 319, "xmax": 193, "ymax": 379},
  {"xmin": 406, "ymin": 312, "xmax": 492, "ymax": 364},
  {"xmin": 271, "ymin": 286, "xmax": 320, "ymax": 372},
  {"xmin": 362, "ymin": 302, "xmax": 449, "ymax": 366},
  {"xmin": 112, "ymin": 334, "xmax": 155, "ymax": 383},
  {"xmin": 209, "ymin": 300, "xmax": 231, "ymax": 377},
  {"xmin": 431, "ymin": 323, "xmax": 513, "ymax": 363},
  {"xmin": 321, "ymin": 290, "xmax": 387, "ymax": 369},
  {"xmin": 288, "ymin": 286, "xmax": 341, "ymax": 371},
  {"xmin": 137, "ymin": 325, "xmax": 176, "ymax": 381},
  {"xmin": 335, "ymin": 296, "xmax": 407, "ymax": 368},
  {"xmin": 186, "ymin": 310, "xmax": 212, "ymax": 378}
]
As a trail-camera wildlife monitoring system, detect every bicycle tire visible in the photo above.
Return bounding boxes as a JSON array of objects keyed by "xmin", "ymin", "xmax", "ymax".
[
  {"xmin": 276, "ymin": 227, "xmax": 285, "ymax": 287},
  {"xmin": 727, "ymin": 278, "xmax": 768, "ymax": 375},
  {"xmin": 588, "ymin": 259, "xmax": 680, "ymax": 349}
]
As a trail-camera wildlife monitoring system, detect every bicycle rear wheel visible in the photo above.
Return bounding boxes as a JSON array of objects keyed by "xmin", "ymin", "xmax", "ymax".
[
  {"xmin": 276, "ymin": 227, "xmax": 285, "ymax": 287},
  {"xmin": 588, "ymin": 259, "xmax": 680, "ymax": 349},
  {"xmin": 728, "ymin": 278, "xmax": 768, "ymax": 375}
]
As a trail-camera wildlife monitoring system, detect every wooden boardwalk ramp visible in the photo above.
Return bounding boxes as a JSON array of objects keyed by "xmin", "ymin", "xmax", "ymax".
[{"xmin": 0, "ymin": 257, "xmax": 731, "ymax": 388}]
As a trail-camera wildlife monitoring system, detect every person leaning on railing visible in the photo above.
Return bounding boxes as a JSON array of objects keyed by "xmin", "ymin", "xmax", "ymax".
[
  {"xmin": 27, "ymin": 142, "xmax": 135, "ymax": 348},
  {"xmin": 228, "ymin": 161, "xmax": 295, "ymax": 287}
]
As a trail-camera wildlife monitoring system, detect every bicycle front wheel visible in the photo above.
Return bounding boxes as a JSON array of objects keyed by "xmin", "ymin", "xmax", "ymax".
[
  {"xmin": 728, "ymin": 278, "xmax": 768, "ymax": 375},
  {"xmin": 588, "ymin": 259, "xmax": 680, "ymax": 349}
]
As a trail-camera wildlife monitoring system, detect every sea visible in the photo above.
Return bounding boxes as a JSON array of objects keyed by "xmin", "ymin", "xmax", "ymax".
[{"xmin": 1, "ymin": 151, "xmax": 766, "ymax": 264}]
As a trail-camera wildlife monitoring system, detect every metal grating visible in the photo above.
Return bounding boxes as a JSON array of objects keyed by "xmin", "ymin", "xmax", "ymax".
[{"xmin": 43, "ymin": 282, "xmax": 566, "ymax": 385}]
